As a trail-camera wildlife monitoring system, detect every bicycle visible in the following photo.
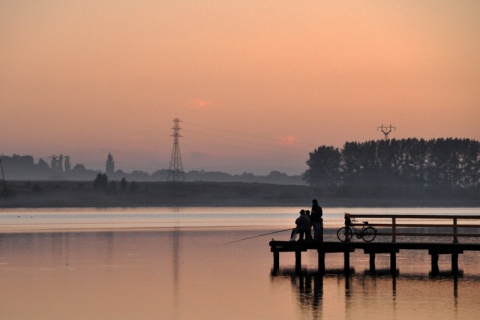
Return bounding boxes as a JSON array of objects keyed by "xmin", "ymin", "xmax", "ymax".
[{"xmin": 337, "ymin": 217, "xmax": 377, "ymax": 242}]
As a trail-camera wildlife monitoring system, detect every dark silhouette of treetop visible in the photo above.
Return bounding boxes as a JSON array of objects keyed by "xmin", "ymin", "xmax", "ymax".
[
  {"xmin": 304, "ymin": 138, "xmax": 480, "ymax": 189},
  {"xmin": 94, "ymin": 173, "xmax": 108, "ymax": 190}
]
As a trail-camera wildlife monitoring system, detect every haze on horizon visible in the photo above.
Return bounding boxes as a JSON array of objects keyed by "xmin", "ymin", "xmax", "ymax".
[{"xmin": 1, "ymin": 1, "xmax": 479, "ymax": 175}]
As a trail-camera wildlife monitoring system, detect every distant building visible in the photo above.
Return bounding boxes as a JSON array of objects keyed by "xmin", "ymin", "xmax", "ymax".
[
  {"xmin": 50, "ymin": 155, "xmax": 64, "ymax": 173},
  {"xmin": 49, "ymin": 154, "xmax": 65, "ymax": 180},
  {"xmin": 64, "ymin": 156, "xmax": 71, "ymax": 172},
  {"xmin": 106, "ymin": 153, "xmax": 115, "ymax": 176}
]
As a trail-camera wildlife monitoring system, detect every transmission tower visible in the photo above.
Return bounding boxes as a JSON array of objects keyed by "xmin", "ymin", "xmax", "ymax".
[
  {"xmin": 167, "ymin": 118, "xmax": 185, "ymax": 182},
  {"xmin": 377, "ymin": 124, "xmax": 396, "ymax": 140}
]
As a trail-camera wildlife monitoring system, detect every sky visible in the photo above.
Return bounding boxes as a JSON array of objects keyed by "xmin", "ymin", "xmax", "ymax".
[{"xmin": 1, "ymin": 1, "xmax": 479, "ymax": 175}]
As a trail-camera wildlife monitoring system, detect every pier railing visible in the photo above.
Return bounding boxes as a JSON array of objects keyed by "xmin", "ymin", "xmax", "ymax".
[{"xmin": 347, "ymin": 214, "xmax": 480, "ymax": 243}]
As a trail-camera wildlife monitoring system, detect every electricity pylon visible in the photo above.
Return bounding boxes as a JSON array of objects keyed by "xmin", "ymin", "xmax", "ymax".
[
  {"xmin": 167, "ymin": 118, "xmax": 185, "ymax": 182},
  {"xmin": 377, "ymin": 124, "xmax": 396, "ymax": 140}
]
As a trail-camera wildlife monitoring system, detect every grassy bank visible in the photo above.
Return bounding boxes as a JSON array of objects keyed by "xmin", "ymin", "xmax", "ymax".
[{"xmin": 0, "ymin": 181, "xmax": 479, "ymax": 208}]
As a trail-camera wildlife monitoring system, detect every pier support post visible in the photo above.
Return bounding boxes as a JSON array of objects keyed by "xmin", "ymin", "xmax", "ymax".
[
  {"xmin": 431, "ymin": 253, "xmax": 440, "ymax": 276},
  {"xmin": 273, "ymin": 251, "xmax": 279, "ymax": 272},
  {"xmin": 369, "ymin": 253, "xmax": 376, "ymax": 273},
  {"xmin": 295, "ymin": 250, "xmax": 302, "ymax": 274},
  {"xmin": 318, "ymin": 250, "xmax": 325, "ymax": 274},
  {"xmin": 344, "ymin": 251, "xmax": 350, "ymax": 275},
  {"xmin": 452, "ymin": 253, "xmax": 459, "ymax": 275},
  {"xmin": 390, "ymin": 251, "xmax": 397, "ymax": 276}
]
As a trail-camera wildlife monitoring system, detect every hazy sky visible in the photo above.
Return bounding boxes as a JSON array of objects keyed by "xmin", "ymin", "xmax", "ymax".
[{"xmin": 1, "ymin": 1, "xmax": 479, "ymax": 175}]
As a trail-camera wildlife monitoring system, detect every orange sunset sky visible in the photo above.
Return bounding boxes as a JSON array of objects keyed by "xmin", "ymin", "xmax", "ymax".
[{"xmin": 1, "ymin": 1, "xmax": 479, "ymax": 175}]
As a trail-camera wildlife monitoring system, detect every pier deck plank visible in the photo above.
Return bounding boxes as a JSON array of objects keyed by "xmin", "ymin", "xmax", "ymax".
[{"xmin": 270, "ymin": 240, "xmax": 480, "ymax": 252}]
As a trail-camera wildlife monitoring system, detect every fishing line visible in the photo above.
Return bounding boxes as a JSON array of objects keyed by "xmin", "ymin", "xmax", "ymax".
[{"xmin": 220, "ymin": 228, "xmax": 292, "ymax": 245}]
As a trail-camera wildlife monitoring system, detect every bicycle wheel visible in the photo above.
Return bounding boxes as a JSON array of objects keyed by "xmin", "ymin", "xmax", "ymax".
[
  {"xmin": 337, "ymin": 227, "xmax": 352, "ymax": 242},
  {"xmin": 361, "ymin": 227, "xmax": 377, "ymax": 242}
]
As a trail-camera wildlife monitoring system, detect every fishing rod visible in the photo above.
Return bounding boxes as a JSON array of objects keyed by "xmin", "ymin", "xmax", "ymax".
[{"xmin": 220, "ymin": 228, "xmax": 292, "ymax": 245}]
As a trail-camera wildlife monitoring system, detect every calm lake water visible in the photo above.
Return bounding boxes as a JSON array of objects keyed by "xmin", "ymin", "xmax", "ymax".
[{"xmin": 0, "ymin": 207, "xmax": 479, "ymax": 319}]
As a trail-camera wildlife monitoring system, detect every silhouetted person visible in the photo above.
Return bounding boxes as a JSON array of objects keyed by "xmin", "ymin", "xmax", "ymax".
[
  {"xmin": 344, "ymin": 213, "xmax": 352, "ymax": 227},
  {"xmin": 311, "ymin": 199, "xmax": 323, "ymax": 241},
  {"xmin": 305, "ymin": 210, "xmax": 312, "ymax": 240},
  {"xmin": 290, "ymin": 210, "xmax": 311, "ymax": 241}
]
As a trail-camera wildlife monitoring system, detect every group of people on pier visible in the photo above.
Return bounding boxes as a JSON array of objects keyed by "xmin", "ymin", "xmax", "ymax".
[{"xmin": 289, "ymin": 199, "xmax": 323, "ymax": 241}]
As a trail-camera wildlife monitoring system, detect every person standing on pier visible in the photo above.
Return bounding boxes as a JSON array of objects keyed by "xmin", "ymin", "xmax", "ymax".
[
  {"xmin": 289, "ymin": 210, "xmax": 311, "ymax": 241},
  {"xmin": 305, "ymin": 210, "xmax": 312, "ymax": 240},
  {"xmin": 311, "ymin": 199, "xmax": 323, "ymax": 241}
]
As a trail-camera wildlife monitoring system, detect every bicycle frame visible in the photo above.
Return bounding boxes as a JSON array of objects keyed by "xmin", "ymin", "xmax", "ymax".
[
  {"xmin": 348, "ymin": 220, "xmax": 370, "ymax": 239},
  {"xmin": 337, "ymin": 217, "xmax": 377, "ymax": 242}
]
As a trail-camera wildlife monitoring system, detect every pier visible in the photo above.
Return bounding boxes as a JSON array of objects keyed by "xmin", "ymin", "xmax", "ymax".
[{"xmin": 270, "ymin": 214, "xmax": 480, "ymax": 276}]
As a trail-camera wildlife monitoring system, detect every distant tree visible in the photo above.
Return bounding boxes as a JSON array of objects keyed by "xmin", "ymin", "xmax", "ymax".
[
  {"xmin": 266, "ymin": 171, "xmax": 289, "ymax": 184},
  {"xmin": 462, "ymin": 139, "xmax": 480, "ymax": 187},
  {"xmin": 129, "ymin": 181, "xmax": 138, "ymax": 193},
  {"xmin": 239, "ymin": 172, "xmax": 255, "ymax": 183},
  {"xmin": 33, "ymin": 158, "xmax": 52, "ymax": 179},
  {"xmin": 0, "ymin": 154, "xmax": 49, "ymax": 180},
  {"xmin": 37, "ymin": 158, "xmax": 49, "ymax": 169},
  {"xmin": 152, "ymin": 169, "xmax": 169, "ymax": 181},
  {"xmin": 94, "ymin": 173, "xmax": 108, "ymax": 189},
  {"xmin": 131, "ymin": 170, "xmax": 150, "ymax": 181},
  {"xmin": 72, "ymin": 164, "xmax": 87, "ymax": 171},
  {"xmin": 69, "ymin": 164, "xmax": 98, "ymax": 181},
  {"xmin": 109, "ymin": 180, "xmax": 117, "ymax": 194},
  {"xmin": 304, "ymin": 138, "xmax": 480, "ymax": 189},
  {"xmin": 120, "ymin": 178, "xmax": 127, "ymax": 192},
  {"xmin": 114, "ymin": 169, "xmax": 128, "ymax": 181},
  {"xmin": 304, "ymin": 146, "xmax": 341, "ymax": 186},
  {"xmin": 340, "ymin": 142, "xmax": 363, "ymax": 185},
  {"xmin": 204, "ymin": 171, "xmax": 232, "ymax": 182}
]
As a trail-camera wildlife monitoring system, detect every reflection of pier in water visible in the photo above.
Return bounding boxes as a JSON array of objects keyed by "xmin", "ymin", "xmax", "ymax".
[
  {"xmin": 271, "ymin": 267, "xmax": 462, "ymax": 317},
  {"xmin": 271, "ymin": 268, "xmax": 323, "ymax": 312}
]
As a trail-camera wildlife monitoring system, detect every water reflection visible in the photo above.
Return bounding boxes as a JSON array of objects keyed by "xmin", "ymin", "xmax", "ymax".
[
  {"xmin": 172, "ymin": 228, "xmax": 180, "ymax": 319},
  {"xmin": 276, "ymin": 269, "xmax": 323, "ymax": 309},
  {"xmin": 0, "ymin": 230, "xmax": 187, "ymax": 319},
  {"xmin": 1, "ymin": 227, "xmax": 480, "ymax": 319},
  {"xmin": 270, "ymin": 267, "xmax": 471, "ymax": 319}
]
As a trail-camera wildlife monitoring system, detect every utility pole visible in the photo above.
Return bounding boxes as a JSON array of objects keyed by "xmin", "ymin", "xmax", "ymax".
[
  {"xmin": 377, "ymin": 124, "xmax": 396, "ymax": 140},
  {"xmin": 167, "ymin": 118, "xmax": 185, "ymax": 182}
]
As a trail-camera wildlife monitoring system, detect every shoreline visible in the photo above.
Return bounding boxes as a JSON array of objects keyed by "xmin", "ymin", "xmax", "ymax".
[{"xmin": 1, "ymin": 181, "xmax": 479, "ymax": 209}]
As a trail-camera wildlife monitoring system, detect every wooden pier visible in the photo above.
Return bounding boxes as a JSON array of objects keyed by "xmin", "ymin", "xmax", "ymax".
[
  {"xmin": 269, "ymin": 240, "xmax": 480, "ymax": 275},
  {"xmin": 270, "ymin": 214, "xmax": 480, "ymax": 276}
]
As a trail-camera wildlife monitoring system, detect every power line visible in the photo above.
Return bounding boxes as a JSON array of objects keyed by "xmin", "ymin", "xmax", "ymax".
[
  {"xmin": 182, "ymin": 121, "xmax": 320, "ymax": 148},
  {"xmin": 184, "ymin": 127, "xmax": 311, "ymax": 159},
  {"xmin": 72, "ymin": 120, "xmax": 317, "ymax": 173}
]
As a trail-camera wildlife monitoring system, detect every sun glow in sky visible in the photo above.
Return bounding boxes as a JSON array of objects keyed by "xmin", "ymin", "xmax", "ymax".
[{"xmin": 1, "ymin": 1, "xmax": 479, "ymax": 174}]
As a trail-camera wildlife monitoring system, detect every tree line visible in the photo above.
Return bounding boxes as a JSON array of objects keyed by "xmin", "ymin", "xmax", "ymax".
[
  {"xmin": 304, "ymin": 138, "xmax": 480, "ymax": 189},
  {"xmin": 0, "ymin": 155, "xmax": 305, "ymax": 185}
]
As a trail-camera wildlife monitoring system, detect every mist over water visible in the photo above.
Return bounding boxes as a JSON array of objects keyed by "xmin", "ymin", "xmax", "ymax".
[
  {"xmin": 0, "ymin": 207, "xmax": 479, "ymax": 319},
  {"xmin": 1, "ymin": 207, "xmax": 479, "ymax": 232}
]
